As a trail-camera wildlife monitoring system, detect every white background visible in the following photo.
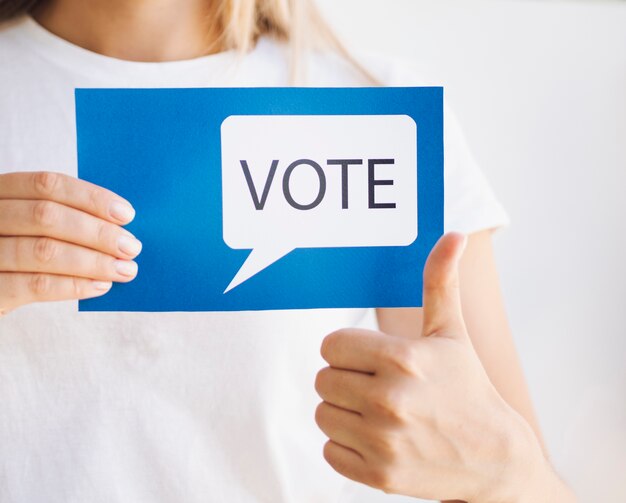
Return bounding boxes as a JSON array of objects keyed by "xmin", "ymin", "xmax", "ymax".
[{"xmin": 317, "ymin": 0, "xmax": 626, "ymax": 501}]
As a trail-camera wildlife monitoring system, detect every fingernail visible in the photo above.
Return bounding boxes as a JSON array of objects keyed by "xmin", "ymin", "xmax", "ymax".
[
  {"xmin": 110, "ymin": 201, "xmax": 135, "ymax": 223},
  {"xmin": 92, "ymin": 281, "xmax": 113, "ymax": 291},
  {"xmin": 115, "ymin": 260, "xmax": 138, "ymax": 277},
  {"xmin": 117, "ymin": 235, "xmax": 142, "ymax": 256}
]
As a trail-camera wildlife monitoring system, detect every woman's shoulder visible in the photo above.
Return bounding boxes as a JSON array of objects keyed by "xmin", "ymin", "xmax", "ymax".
[
  {"xmin": 0, "ymin": 15, "xmax": 29, "ymax": 45},
  {"xmin": 351, "ymin": 47, "xmax": 432, "ymax": 87},
  {"xmin": 254, "ymin": 36, "xmax": 430, "ymax": 88},
  {"xmin": 0, "ymin": 16, "xmax": 38, "ymax": 89},
  {"xmin": 310, "ymin": 44, "xmax": 431, "ymax": 87},
  {"xmin": 0, "ymin": 15, "xmax": 37, "ymax": 67}
]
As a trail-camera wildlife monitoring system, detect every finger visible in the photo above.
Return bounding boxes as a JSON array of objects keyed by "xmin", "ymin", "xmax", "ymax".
[
  {"xmin": 0, "ymin": 200, "xmax": 142, "ymax": 259},
  {"xmin": 315, "ymin": 366, "xmax": 372, "ymax": 413},
  {"xmin": 0, "ymin": 272, "xmax": 112, "ymax": 311},
  {"xmin": 0, "ymin": 237, "xmax": 138, "ymax": 282},
  {"xmin": 0, "ymin": 171, "xmax": 135, "ymax": 224},
  {"xmin": 316, "ymin": 401, "xmax": 366, "ymax": 454},
  {"xmin": 422, "ymin": 232, "xmax": 468, "ymax": 338},
  {"xmin": 323, "ymin": 440, "xmax": 369, "ymax": 486},
  {"xmin": 321, "ymin": 328, "xmax": 411, "ymax": 374}
]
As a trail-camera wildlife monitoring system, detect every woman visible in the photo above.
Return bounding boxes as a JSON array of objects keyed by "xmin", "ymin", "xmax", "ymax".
[{"xmin": 0, "ymin": 0, "xmax": 574, "ymax": 501}]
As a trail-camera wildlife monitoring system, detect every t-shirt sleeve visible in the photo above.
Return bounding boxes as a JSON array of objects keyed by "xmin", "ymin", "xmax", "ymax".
[
  {"xmin": 441, "ymin": 102, "xmax": 510, "ymax": 233},
  {"xmin": 361, "ymin": 53, "xmax": 510, "ymax": 234}
]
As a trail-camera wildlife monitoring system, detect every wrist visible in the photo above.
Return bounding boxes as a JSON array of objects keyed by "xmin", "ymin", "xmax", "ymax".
[
  {"xmin": 492, "ymin": 416, "xmax": 545, "ymax": 502},
  {"xmin": 476, "ymin": 413, "xmax": 575, "ymax": 503},
  {"xmin": 511, "ymin": 455, "xmax": 576, "ymax": 503}
]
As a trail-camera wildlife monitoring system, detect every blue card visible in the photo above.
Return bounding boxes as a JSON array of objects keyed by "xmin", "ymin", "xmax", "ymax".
[{"xmin": 76, "ymin": 87, "xmax": 443, "ymax": 312}]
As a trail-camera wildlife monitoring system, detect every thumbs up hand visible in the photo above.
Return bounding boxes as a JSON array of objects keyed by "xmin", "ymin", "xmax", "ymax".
[{"xmin": 314, "ymin": 233, "xmax": 554, "ymax": 502}]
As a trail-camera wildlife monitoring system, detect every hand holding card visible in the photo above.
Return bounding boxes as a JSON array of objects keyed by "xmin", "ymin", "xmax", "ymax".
[{"xmin": 0, "ymin": 171, "xmax": 141, "ymax": 315}]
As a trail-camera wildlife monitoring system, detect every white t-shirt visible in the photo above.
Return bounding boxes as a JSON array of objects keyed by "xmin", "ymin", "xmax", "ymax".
[{"xmin": 0, "ymin": 16, "xmax": 509, "ymax": 503}]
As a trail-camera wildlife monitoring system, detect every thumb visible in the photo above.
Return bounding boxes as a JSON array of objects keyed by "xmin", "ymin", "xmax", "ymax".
[{"xmin": 422, "ymin": 232, "xmax": 469, "ymax": 339}]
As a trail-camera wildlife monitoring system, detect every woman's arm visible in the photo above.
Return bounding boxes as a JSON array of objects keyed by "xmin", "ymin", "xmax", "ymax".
[{"xmin": 376, "ymin": 229, "xmax": 546, "ymax": 452}]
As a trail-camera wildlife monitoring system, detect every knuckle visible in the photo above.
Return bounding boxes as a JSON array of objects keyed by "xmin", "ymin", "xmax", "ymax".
[
  {"xmin": 32, "ymin": 200, "xmax": 59, "ymax": 229},
  {"xmin": 10, "ymin": 237, "xmax": 23, "ymax": 269},
  {"xmin": 33, "ymin": 237, "xmax": 58, "ymax": 265},
  {"xmin": 369, "ymin": 430, "xmax": 406, "ymax": 470},
  {"xmin": 96, "ymin": 220, "xmax": 111, "ymax": 249},
  {"xmin": 381, "ymin": 341, "xmax": 420, "ymax": 376},
  {"xmin": 369, "ymin": 432, "xmax": 400, "ymax": 463},
  {"xmin": 29, "ymin": 273, "xmax": 51, "ymax": 297},
  {"xmin": 322, "ymin": 440, "xmax": 338, "ymax": 466},
  {"xmin": 71, "ymin": 276, "xmax": 85, "ymax": 297},
  {"xmin": 87, "ymin": 186, "xmax": 102, "ymax": 214},
  {"xmin": 314, "ymin": 367, "xmax": 329, "ymax": 396},
  {"xmin": 368, "ymin": 386, "xmax": 408, "ymax": 424},
  {"xmin": 321, "ymin": 328, "xmax": 357, "ymax": 361},
  {"xmin": 321, "ymin": 441, "xmax": 333, "ymax": 465},
  {"xmin": 320, "ymin": 330, "xmax": 341, "ymax": 359},
  {"xmin": 314, "ymin": 401, "xmax": 328, "ymax": 428},
  {"xmin": 33, "ymin": 171, "xmax": 61, "ymax": 198},
  {"xmin": 322, "ymin": 441, "xmax": 349, "ymax": 476},
  {"xmin": 366, "ymin": 466, "xmax": 397, "ymax": 493}
]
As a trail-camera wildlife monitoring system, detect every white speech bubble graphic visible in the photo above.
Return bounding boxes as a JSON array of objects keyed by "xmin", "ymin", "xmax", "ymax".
[{"xmin": 221, "ymin": 114, "xmax": 417, "ymax": 293}]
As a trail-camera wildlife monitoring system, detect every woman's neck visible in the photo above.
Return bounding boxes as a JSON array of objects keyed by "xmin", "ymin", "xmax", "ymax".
[{"xmin": 32, "ymin": 0, "xmax": 222, "ymax": 62}]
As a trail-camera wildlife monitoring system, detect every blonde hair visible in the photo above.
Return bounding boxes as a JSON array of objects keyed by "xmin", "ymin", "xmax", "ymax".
[{"xmin": 212, "ymin": 0, "xmax": 377, "ymax": 84}]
